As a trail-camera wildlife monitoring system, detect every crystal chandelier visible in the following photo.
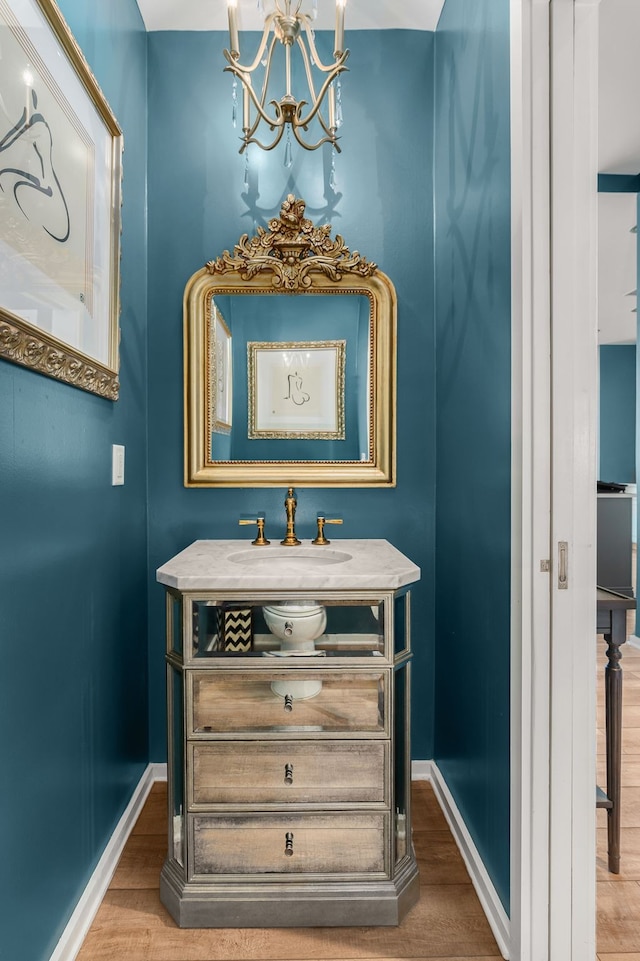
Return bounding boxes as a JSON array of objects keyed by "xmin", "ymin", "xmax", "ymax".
[{"xmin": 225, "ymin": 0, "xmax": 349, "ymax": 155}]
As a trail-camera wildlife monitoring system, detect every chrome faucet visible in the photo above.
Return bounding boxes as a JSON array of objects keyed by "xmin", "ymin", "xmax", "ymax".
[{"xmin": 281, "ymin": 487, "xmax": 301, "ymax": 546}]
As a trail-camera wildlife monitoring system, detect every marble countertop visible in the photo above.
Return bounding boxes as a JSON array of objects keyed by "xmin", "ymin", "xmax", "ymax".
[{"xmin": 156, "ymin": 539, "xmax": 421, "ymax": 592}]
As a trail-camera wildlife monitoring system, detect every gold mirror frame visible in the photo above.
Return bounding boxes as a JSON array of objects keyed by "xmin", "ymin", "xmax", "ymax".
[{"xmin": 184, "ymin": 195, "xmax": 396, "ymax": 488}]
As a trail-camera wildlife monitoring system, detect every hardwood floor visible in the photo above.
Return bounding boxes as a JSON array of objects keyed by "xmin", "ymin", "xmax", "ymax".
[
  {"xmin": 76, "ymin": 780, "xmax": 502, "ymax": 961},
  {"xmin": 597, "ymin": 630, "xmax": 640, "ymax": 961}
]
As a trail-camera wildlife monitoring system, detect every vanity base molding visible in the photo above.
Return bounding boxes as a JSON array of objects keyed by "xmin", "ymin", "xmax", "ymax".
[{"xmin": 160, "ymin": 856, "xmax": 420, "ymax": 928}]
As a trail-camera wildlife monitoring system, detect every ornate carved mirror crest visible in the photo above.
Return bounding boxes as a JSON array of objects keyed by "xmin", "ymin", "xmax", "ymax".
[{"xmin": 184, "ymin": 195, "xmax": 396, "ymax": 488}]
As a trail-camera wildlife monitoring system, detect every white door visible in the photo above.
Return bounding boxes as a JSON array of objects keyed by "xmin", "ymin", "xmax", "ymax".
[{"xmin": 510, "ymin": 1, "xmax": 599, "ymax": 958}]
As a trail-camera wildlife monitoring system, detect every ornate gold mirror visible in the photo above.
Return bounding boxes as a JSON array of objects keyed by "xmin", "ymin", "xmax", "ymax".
[{"xmin": 184, "ymin": 195, "xmax": 396, "ymax": 487}]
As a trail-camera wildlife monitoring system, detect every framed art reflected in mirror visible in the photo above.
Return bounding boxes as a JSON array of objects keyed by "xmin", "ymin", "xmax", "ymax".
[{"xmin": 248, "ymin": 339, "xmax": 346, "ymax": 440}]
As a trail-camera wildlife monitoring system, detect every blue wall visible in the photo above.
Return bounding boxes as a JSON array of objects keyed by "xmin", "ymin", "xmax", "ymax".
[
  {"xmin": 146, "ymin": 28, "xmax": 437, "ymax": 761},
  {"xmin": 0, "ymin": 2, "xmax": 148, "ymax": 959},
  {"xmin": 434, "ymin": 0, "xmax": 512, "ymax": 912},
  {"xmin": 0, "ymin": 10, "xmax": 517, "ymax": 953},
  {"xmin": 599, "ymin": 345, "xmax": 636, "ymax": 483}
]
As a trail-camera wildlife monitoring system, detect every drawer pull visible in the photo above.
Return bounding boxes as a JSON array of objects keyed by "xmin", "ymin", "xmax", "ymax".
[
  {"xmin": 284, "ymin": 763, "xmax": 294, "ymax": 784},
  {"xmin": 284, "ymin": 694, "xmax": 293, "ymax": 712},
  {"xmin": 284, "ymin": 832, "xmax": 294, "ymax": 856}
]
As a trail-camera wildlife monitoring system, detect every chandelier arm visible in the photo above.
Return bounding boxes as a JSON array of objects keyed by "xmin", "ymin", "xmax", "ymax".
[
  {"xmin": 296, "ymin": 35, "xmax": 320, "ymax": 110},
  {"xmin": 290, "ymin": 124, "xmax": 340, "ymax": 152},
  {"xmin": 316, "ymin": 108, "xmax": 335, "ymax": 140},
  {"xmin": 285, "ymin": 32, "xmax": 293, "ymax": 99},
  {"xmin": 244, "ymin": 100, "xmax": 287, "ymax": 147},
  {"xmin": 243, "ymin": 124, "xmax": 286, "ymax": 152},
  {"xmin": 223, "ymin": 13, "xmax": 277, "ymax": 75},
  {"xmin": 257, "ymin": 36, "xmax": 279, "ymax": 112},
  {"xmin": 225, "ymin": 64, "xmax": 287, "ymax": 131},
  {"xmin": 243, "ymin": 92, "xmax": 283, "ymax": 144},
  {"xmin": 244, "ymin": 110, "xmax": 266, "ymax": 146},
  {"xmin": 295, "ymin": 63, "xmax": 348, "ymax": 129},
  {"xmin": 279, "ymin": 0, "xmax": 304, "ymax": 16},
  {"xmin": 301, "ymin": 19, "xmax": 349, "ymax": 73}
]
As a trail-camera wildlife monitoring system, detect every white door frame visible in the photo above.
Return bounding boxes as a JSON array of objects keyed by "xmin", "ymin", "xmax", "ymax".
[
  {"xmin": 510, "ymin": 1, "xmax": 552, "ymax": 957},
  {"xmin": 511, "ymin": 1, "xmax": 599, "ymax": 958}
]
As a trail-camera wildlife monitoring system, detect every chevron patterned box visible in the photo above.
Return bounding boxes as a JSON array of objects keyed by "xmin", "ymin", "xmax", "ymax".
[{"xmin": 217, "ymin": 607, "xmax": 253, "ymax": 653}]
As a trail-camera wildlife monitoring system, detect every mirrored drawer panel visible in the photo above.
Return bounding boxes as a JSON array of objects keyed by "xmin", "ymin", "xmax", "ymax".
[
  {"xmin": 188, "ymin": 741, "xmax": 388, "ymax": 807},
  {"xmin": 189, "ymin": 671, "xmax": 386, "ymax": 736},
  {"xmin": 191, "ymin": 813, "xmax": 387, "ymax": 877},
  {"xmin": 189, "ymin": 599, "xmax": 387, "ymax": 660}
]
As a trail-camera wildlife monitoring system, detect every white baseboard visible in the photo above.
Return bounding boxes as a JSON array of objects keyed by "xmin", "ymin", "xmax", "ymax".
[
  {"xmin": 627, "ymin": 634, "xmax": 640, "ymax": 651},
  {"xmin": 412, "ymin": 760, "xmax": 511, "ymax": 960},
  {"xmin": 49, "ymin": 762, "xmax": 167, "ymax": 961},
  {"xmin": 411, "ymin": 759, "xmax": 432, "ymax": 780}
]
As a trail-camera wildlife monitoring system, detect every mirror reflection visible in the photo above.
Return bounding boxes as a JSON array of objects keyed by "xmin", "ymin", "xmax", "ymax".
[{"xmin": 209, "ymin": 293, "xmax": 371, "ymax": 464}]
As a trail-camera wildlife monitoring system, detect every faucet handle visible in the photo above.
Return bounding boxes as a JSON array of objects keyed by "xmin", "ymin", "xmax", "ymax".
[
  {"xmin": 312, "ymin": 515, "xmax": 343, "ymax": 546},
  {"xmin": 239, "ymin": 515, "xmax": 270, "ymax": 546}
]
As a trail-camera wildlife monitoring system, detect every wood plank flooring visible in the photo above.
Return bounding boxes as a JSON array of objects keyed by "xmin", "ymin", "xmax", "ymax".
[{"xmin": 76, "ymin": 780, "xmax": 503, "ymax": 961}]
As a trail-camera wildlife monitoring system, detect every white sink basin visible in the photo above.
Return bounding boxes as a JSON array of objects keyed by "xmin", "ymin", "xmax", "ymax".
[
  {"xmin": 228, "ymin": 548, "xmax": 352, "ymax": 569},
  {"xmin": 157, "ymin": 539, "xmax": 420, "ymax": 591}
]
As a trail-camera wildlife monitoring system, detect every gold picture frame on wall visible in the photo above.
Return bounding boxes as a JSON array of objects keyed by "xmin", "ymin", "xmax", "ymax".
[
  {"xmin": 184, "ymin": 195, "xmax": 397, "ymax": 488},
  {"xmin": 0, "ymin": 0, "xmax": 123, "ymax": 400},
  {"xmin": 247, "ymin": 340, "xmax": 346, "ymax": 440}
]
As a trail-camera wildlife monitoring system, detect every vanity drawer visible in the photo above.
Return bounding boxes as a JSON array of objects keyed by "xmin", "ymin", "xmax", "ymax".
[
  {"xmin": 191, "ymin": 813, "xmax": 387, "ymax": 877},
  {"xmin": 188, "ymin": 671, "xmax": 387, "ymax": 737},
  {"xmin": 188, "ymin": 741, "xmax": 388, "ymax": 807}
]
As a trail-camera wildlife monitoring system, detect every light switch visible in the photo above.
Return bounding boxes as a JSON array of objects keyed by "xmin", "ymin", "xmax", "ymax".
[{"xmin": 112, "ymin": 444, "xmax": 125, "ymax": 486}]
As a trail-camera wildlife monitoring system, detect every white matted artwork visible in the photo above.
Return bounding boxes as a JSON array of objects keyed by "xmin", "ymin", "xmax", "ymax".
[
  {"xmin": 0, "ymin": 0, "xmax": 123, "ymax": 399},
  {"xmin": 208, "ymin": 302, "xmax": 232, "ymax": 433},
  {"xmin": 248, "ymin": 340, "xmax": 346, "ymax": 440}
]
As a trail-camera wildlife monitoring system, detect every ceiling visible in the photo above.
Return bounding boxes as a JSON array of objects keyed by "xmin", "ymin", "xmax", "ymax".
[
  {"xmin": 135, "ymin": 0, "xmax": 446, "ymax": 33},
  {"xmin": 134, "ymin": 0, "xmax": 639, "ymax": 345}
]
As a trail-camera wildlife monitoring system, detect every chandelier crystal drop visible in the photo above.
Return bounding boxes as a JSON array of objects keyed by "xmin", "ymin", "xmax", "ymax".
[
  {"xmin": 284, "ymin": 126, "xmax": 293, "ymax": 167},
  {"xmin": 243, "ymin": 147, "xmax": 250, "ymax": 189},
  {"xmin": 335, "ymin": 75, "xmax": 343, "ymax": 127},
  {"xmin": 329, "ymin": 145, "xmax": 337, "ymax": 189},
  {"xmin": 231, "ymin": 75, "xmax": 238, "ymax": 128},
  {"xmin": 224, "ymin": 0, "xmax": 349, "ymax": 154}
]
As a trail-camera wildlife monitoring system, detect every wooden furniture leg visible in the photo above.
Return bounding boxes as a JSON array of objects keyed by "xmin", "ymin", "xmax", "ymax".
[{"xmin": 604, "ymin": 607, "xmax": 626, "ymax": 874}]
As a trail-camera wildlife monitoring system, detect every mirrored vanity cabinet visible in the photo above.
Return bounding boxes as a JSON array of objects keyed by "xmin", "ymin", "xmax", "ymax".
[{"xmin": 157, "ymin": 539, "xmax": 420, "ymax": 927}]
